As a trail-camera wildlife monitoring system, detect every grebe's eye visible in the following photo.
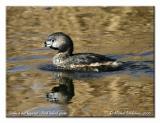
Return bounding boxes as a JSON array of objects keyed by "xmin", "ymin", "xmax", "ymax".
[
  {"xmin": 49, "ymin": 38, "xmax": 55, "ymax": 42},
  {"xmin": 51, "ymin": 39, "xmax": 55, "ymax": 42}
]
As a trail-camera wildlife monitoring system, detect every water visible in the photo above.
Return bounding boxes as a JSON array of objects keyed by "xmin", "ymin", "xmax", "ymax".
[{"xmin": 7, "ymin": 7, "xmax": 154, "ymax": 117}]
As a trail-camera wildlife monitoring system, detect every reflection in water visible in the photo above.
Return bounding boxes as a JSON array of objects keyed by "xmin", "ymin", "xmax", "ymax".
[{"xmin": 46, "ymin": 73, "xmax": 74, "ymax": 104}]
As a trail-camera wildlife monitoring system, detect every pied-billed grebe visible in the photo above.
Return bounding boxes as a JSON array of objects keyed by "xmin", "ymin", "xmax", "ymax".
[{"xmin": 44, "ymin": 32, "xmax": 122, "ymax": 72}]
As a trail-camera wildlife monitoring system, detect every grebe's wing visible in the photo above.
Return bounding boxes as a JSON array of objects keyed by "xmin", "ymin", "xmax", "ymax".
[{"xmin": 68, "ymin": 53, "xmax": 116, "ymax": 65}]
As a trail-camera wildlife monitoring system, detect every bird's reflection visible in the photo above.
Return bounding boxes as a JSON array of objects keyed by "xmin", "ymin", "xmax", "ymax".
[
  {"xmin": 46, "ymin": 72, "xmax": 75, "ymax": 104},
  {"xmin": 45, "ymin": 70, "xmax": 108, "ymax": 104},
  {"xmin": 44, "ymin": 67, "xmax": 122, "ymax": 104}
]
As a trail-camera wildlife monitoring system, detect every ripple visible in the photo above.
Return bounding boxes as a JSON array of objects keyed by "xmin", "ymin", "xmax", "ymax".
[
  {"xmin": 8, "ymin": 65, "xmax": 31, "ymax": 73},
  {"xmin": 107, "ymin": 50, "xmax": 153, "ymax": 59},
  {"xmin": 7, "ymin": 55, "xmax": 49, "ymax": 62}
]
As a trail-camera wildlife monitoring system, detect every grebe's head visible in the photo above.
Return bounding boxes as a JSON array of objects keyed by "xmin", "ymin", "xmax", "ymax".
[{"xmin": 44, "ymin": 32, "xmax": 73, "ymax": 55}]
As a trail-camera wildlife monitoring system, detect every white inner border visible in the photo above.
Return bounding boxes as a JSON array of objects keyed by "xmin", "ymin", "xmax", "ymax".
[{"xmin": 0, "ymin": 0, "xmax": 160, "ymax": 123}]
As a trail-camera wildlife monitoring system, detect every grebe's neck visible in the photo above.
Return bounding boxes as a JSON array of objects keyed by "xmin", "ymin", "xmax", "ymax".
[
  {"xmin": 67, "ymin": 46, "xmax": 73, "ymax": 55},
  {"xmin": 59, "ymin": 45, "xmax": 73, "ymax": 56}
]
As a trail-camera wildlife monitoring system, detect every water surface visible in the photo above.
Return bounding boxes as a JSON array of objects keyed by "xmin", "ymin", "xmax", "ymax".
[{"xmin": 7, "ymin": 7, "xmax": 154, "ymax": 117}]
